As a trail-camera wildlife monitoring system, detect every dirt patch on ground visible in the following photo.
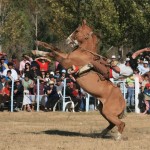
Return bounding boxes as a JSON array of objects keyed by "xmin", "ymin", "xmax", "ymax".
[{"xmin": 0, "ymin": 111, "xmax": 149, "ymax": 150}]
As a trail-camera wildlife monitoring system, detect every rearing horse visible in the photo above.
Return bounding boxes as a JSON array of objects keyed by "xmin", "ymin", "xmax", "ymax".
[{"xmin": 32, "ymin": 20, "xmax": 126, "ymax": 140}]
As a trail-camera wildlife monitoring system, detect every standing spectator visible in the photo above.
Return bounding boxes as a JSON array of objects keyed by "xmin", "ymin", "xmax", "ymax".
[
  {"xmin": 3, "ymin": 62, "xmax": 18, "ymax": 80},
  {"xmin": 35, "ymin": 57, "xmax": 51, "ymax": 72},
  {"xmin": 33, "ymin": 80, "xmax": 45, "ymax": 109},
  {"xmin": 14, "ymin": 80, "xmax": 24, "ymax": 111},
  {"xmin": 126, "ymin": 76, "xmax": 135, "ymax": 106},
  {"xmin": 45, "ymin": 80, "xmax": 59, "ymax": 111},
  {"xmin": 141, "ymin": 74, "xmax": 150, "ymax": 114}
]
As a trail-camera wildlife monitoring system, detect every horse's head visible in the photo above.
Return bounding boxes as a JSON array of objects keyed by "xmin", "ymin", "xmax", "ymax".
[{"xmin": 66, "ymin": 20, "xmax": 94, "ymax": 48}]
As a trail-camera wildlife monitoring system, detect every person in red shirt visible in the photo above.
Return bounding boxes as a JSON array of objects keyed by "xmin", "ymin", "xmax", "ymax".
[{"xmin": 35, "ymin": 57, "xmax": 51, "ymax": 72}]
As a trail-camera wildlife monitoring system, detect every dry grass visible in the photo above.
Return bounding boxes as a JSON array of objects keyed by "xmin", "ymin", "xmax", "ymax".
[{"xmin": 0, "ymin": 111, "xmax": 150, "ymax": 150}]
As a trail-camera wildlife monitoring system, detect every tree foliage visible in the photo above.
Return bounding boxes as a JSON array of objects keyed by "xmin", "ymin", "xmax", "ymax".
[{"xmin": 0, "ymin": 0, "xmax": 150, "ymax": 57}]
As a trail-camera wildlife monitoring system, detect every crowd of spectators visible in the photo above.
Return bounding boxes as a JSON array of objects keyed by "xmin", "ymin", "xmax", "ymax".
[
  {"xmin": 0, "ymin": 52, "xmax": 85, "ymax": 112},
  {"xmin": 111, "ymin": 50, "xmax": 150, "ymax": 114},
  {"xmin": 0, "ymin": 50, "xmax": 149, "ymax": 114}
]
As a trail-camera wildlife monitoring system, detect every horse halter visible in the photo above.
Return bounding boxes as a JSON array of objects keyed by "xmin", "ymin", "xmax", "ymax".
[{"xmin": 66, "ymin": 30, "xmax": 93, "ymax": 48}]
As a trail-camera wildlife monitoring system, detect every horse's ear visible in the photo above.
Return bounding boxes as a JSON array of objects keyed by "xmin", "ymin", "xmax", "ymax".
[{"xmin": 82, "ymin": 19, "xmax": 86, "ymax": 26}]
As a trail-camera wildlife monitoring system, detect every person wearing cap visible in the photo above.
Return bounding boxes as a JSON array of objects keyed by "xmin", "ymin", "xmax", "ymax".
[
  {"xmin": 110, "ymin": 48, "xmax": 150, "ymax": 79},
  {"xmin": 3, "ymin": 62, "xmax": 18, "ymax": 80},
  {"xmin": 35, "ymin": 57, "xmax": 51, "ymax": 72},
  {"xmin": 14, "ymin": 79, "xmax": 24, "ymax": 111},
  {"xmin": 44, "ymin": 80, "xmax": 59, "ymax": 111},
  {"xmin": 28, "ymin": 62, "xmax": 42, "ymax": 82},
  {"xmin": 139, "ymin": 60, "xmax": 150, "ymax": 75}
]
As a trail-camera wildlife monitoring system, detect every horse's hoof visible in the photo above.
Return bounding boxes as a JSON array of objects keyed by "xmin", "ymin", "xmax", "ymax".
[{"xmin": 115, "ymin": 132, "xmax": 122, "ymax": 141}]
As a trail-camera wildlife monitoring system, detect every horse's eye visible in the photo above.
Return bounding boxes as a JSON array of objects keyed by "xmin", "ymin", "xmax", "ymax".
[{"xmin": 75, "ymin": 30, "xmax": 79, "ymax": 33}]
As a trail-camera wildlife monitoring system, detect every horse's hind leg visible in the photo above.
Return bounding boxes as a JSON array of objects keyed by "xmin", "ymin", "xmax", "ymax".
[
  {"xmin": 98, "ymin": 102, "xmax": 115, "ymax": 137},
  {"xmin": 102, "ymin": 109, "xmax": 125, "ymax": 140}
]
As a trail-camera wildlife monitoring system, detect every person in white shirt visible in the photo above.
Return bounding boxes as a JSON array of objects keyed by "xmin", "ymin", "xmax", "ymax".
[
  {"xmin": 3, "ymin": 62, "xmax": 18, "ymax": 81},
  {"xmin": 139, "ymin": 61, "xmax": 149, "ymax": 75}
]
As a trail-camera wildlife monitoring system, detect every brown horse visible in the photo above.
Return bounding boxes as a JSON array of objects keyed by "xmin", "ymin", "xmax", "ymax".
[{"xmin": 32, "ymin": 20, "xmax": 126, "ymax": 140}]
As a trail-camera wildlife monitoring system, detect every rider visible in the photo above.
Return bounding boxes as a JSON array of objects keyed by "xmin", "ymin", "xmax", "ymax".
[{"xmin": 68, "ymin": 48, "xmax": 150, "ymax": 80}]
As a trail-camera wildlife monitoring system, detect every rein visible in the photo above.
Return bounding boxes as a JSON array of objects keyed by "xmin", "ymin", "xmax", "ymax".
[{"xmin": 79, "ymin": 46, "xmax": 110, "ymax": 66}]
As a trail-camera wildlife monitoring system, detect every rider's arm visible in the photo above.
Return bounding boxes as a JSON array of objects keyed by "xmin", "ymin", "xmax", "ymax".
[
  {"xmin": 132, "ymin": 48, "xmax": 150, "ymax": 59},
  {"xmin": 111, "ymin": 66, "xmax": 120, "ymax": 73}
]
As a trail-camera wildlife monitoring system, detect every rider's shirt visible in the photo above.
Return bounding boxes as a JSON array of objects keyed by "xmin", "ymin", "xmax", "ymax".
[{"xmin": 112, "ymin": 64, "xmax": 133, "ymax": 79}]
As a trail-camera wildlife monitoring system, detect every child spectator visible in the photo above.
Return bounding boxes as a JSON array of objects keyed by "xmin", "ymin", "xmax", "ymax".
[{"xmin": 3, "ymin": 62, "xmax": 18, "ymax": 81}]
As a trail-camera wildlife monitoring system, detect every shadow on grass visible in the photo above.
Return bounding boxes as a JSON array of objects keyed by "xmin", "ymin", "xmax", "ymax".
[{"xmin": 42, "ymin": 129, "xmax": 113, "ymax": 139}]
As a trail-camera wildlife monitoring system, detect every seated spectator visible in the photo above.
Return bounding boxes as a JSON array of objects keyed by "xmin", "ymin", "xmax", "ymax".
[
  {"xmin": 49, "ymin": 74, "xmax": 56, "ymax": 84},
  {"xmin": 19, "ymin": 54, "xmax": 33, "ymax": 76},
  {"xmin": 141, "ymin": 74, "xmax": 150, "ymax": 114},
  {"xmin": 22, "ymin": 74, "xmax": 34, "ymax": 94},
  {"xmin": 10, "ymin": 54, "xmax": 20, "ymax": 73},
  {"xmin": 55, "ymin": 78, "xmax": 64, "ymax": 94},
  {"xmin": 0, "ymin": 56, "xmax": 8, "ymax": 72},
  {"xmin": 3, "ymin": 62, "xmax": 18, "ymax": 81},
  {"xmin": 23, "ymin": 62, "xmax": 31, "ymax": 78},
  {"xmin": 45, "ymin": 80, "xmax": 59, "ymax": 111},
  {"xmin": 44, "ymin": 72, "xmax": 50, "ymax": 82},
  {"xmin": 0, "ymin": 81, "xmax": 10, "ymax": 111},
  {"xmin": 41, "ymin": 71, "xmax": 46, "ymax": 80},
  {"xmin": 14, "ymin": 79, "xmax": 24, "ymax": 111},
  {"xmin": 139, "ymin": 60, "xmax": 149, "ymax": 75},
  {"xmin": 0, "ymin": 62, "xmax": 3, "ymax": 75},
  {"xmin": 35, "ymin": 57, "xmax": 51, "ymax": 72},
  {"xmin": 29, "ymin": 62, "xmax": 42, "ymax": 82},
  {"xmin": 54, "ymin": 70, "xmax": 60, "ymax": 79},
  {"xmin": 5, "ymin": 70, "xmax": 13, "ymax": 83},
  {"xmin": 63, "ymin": 79, "xmax": 81, "ymax": 111},
  {"xmin": 60, "ymin": 69, "xmax": 66, "ymax": 81}
]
